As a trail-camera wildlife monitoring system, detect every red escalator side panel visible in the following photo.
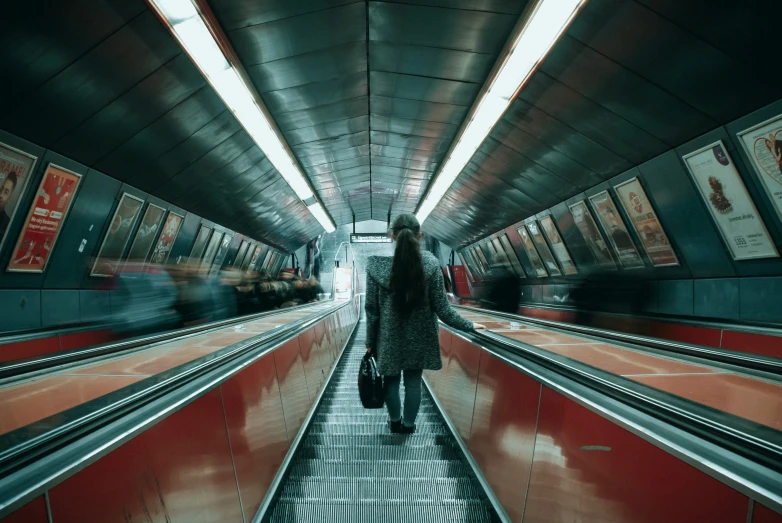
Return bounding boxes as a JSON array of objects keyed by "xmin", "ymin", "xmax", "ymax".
[
  {"xmin": 426, "ymin": 328, "xmax": 453, "ymax": 395},
  {"xmin": 58, "ymin": 329, "xmax": 117, "ymax": 351},
  {"xmin": 523, "ymin": 387, "xmax": 748, "ymax": 523},
  {"xmin": 221, "ymin": 353, "xmax": 288, "ymax": 518},
  {"xmin": 297, "ymin": 328, "xmax": 322, "ymax": 402},
  {"xmin": 468, "ymin": 351, "xmax": 540, "ymax": 522},
  {"xmin": 443, "ymin": 336, "xmax": 481, "ymax": 444},
  {"xmin": 754, "ymin": 504, "xmax": 782, "ymax": 523},
  {"xmin": 0, "ymin": 336, "xmax": 60, "ymax": 363},
  {"xmin": 720, "ymin": 330, "xmax": 782, "ymax": 359},
  {"xmin": 48, "ymin": 389, "xmax": 242, "ymax": 523},
  {"xmin": 272, "ymin": 338, "xmax": 311, "ymax": 442},
  {"xmin": 0, "ymin": 496, "xmax": 48, "ymax": 523}
]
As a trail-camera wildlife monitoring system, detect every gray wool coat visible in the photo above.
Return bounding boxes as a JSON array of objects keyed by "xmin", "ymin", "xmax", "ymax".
[{"xmin": 365, "ymin": 251, "xmax": 474, "ymax": 376}]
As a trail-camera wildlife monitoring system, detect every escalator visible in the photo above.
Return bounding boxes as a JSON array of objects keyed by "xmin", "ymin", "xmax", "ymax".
[{"xmin": 263, "ymin": 328, "xmax": 500, "ymax": 522}]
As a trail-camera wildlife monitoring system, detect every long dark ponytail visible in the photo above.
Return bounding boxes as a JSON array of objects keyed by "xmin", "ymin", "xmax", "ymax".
[{"xmin": 389, "ymin": 214, "xmax": 425, "ymax": 316}]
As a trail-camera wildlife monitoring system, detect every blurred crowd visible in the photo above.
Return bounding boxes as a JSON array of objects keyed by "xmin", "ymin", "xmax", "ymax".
[{"xmin": 109, "ymin": 262, "xmax": 325, "ymax": 336}]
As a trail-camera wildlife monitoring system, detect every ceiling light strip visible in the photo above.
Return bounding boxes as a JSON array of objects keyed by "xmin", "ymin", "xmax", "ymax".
[
  {"xmin": 415, "ymin": 0, "xmax": 588, "ymax": 224},
  {"xmin": 148, "ymin": 0, "xmax": 336, "ymax": 232}
]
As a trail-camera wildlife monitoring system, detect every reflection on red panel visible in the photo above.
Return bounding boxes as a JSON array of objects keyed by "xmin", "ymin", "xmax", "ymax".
[
  {"xmin": 59, "ymin": 329, "xmax": 116, "ymax": 351},
  {"xmin": 469, "ymin": 351, "xmax": 541, "ymax": 522},
  {"xmin": 443, "ymin": 336, "xmax": 482, "ymax": 443},
  {"xmin": 427, "ymin": 328, "xmax": 453, "ymax": 399},
  {"xmin": 49, "ymin": 389, "xmax": 242, "ymax": 523},
  {"xmin": 298, "ymin": 328, "xmax": 321, "ymax": 402},
  {"xmin": 221, "ymin": 354, "xmax": 288, "ymax": 517},
  {"xmin": 0, "ymin": 336, "xmax": 60, "ymax": 363},
  {"xmin": 524, "ymin": 387, "xmax": 748, "ymax": 523},
  {"xmin": 721, "ymin": 330, "xmax": 782, "ymax": 359},
  {"xmin": 754, "ymin": 503, "xmax": 782, "ymax": 523},
  {"xmin": 0, "ymin": 496, "xmax": 48, "ymax": 523},
  {"xmin": 272, "ymin": 338, "xmax": 310, "ymax": 441}
]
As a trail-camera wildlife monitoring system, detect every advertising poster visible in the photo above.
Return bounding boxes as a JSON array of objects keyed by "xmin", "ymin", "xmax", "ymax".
[
  {"xmin": 683, "ymin": 141, "xmax": 778, "ymax": 260},
  {"xmin": 458, "ymin": 250, "xmax": 476, "ymax": 283},
  {"xmin": 569, "ymin": 201, "xmax": 616, "ymax": 269},
  {"xmin": 526, "ymin": 221, "xmax": 563, "ymax": 276},
  {"xmin": 538, "ymin": 216, "xmax": 578, "ymax": 275},
  {"xmin": 233, "ymin": 241, "xmax": 249, "ymax": 268},
  {"xmin": 210, "ymin": 234, "xmax": 232, "ymax": 274},
  {"xmin": 149, "ymin": 212, "xmax": 183, "ymax": 265},
  {"xmin": 737, "ymin": 114, "xmax": 782, "ymax": 223},
  {"xmin": 614, "ymin": 178, "xmax": 679, "ymax": 267},
  {"xmin": 189, "ymin": 225, "xmax": 213, "ymax": 264},
  {"xmin": 498, "ymin": 234, "xmax": 526, "ymax": 278},
  {"xmin": 241, "ymin": 243, "xmax": 256, "ymax": 271},
  {"xmin": 516, "ymin": 226, "xmax": 548, "ymax": 277},
  {"xmin": 463, "ymin": 249, "xmax": 482, "ymax": 278},
  {"xmin": 126, "ymin": 204, "xmax": 166, "ymax": 264},
  {"xmin": 8, "ymin": 164, "xmax": 81, "ymax": 273},
  {"xmin": 200, "ymin": 231, "xmax": 223, "ymax": 269},
  {"xmin": 475, "ymin": 245, "xmax": 491, "ymax": 272},
  {"xmin": 467, "ymin": 247, "xmax": 483, "ymax": 275},
  {"xmin": 91, "ymin": 193, "xmax": 145, "ymax": 277},
  {"xmin": 0, "ymin": 142, "xmax": 37, "ymax": 251},
  {"xmin": 246, "ymin": 245, "xmax": 262, "ymax": 273},
  {"xmin": 589, "ymin": 191, "xmax": 645, "ymax": 269},
  {"xmin": 260, "ymin": 250, "xmax": 273, "ymax": 270},
  {"xmin": 334, "ymin": 266, "xmax": 353, "ymax": 300}
]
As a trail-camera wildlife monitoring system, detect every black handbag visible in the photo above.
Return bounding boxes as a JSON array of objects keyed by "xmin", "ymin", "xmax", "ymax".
[{"xmin": 358, "ymin": 352, "xmax": 384, "ymax": 409}]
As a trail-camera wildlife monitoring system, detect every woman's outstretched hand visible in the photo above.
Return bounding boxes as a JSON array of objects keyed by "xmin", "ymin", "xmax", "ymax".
[{"xmin": 473, "ymin": 323, "xmax": 486, "ymax": 330}]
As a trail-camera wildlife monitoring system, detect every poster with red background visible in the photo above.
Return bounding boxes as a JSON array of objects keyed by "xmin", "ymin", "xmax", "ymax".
[{"xmin": 8, "ymin": 164, "xmax": 81, "ymax": 272}]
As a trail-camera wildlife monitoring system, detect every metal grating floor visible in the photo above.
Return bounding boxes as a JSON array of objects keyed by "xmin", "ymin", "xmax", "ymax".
[{"xmin": 265, "ymin": 326, "xmax": 500, "ymax": 522}]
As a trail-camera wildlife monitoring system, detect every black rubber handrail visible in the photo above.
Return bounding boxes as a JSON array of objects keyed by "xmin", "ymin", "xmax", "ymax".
[
  {"xmin": 0, "ymin": 300, "xmax": 321, "ymax": 381},
  {"xmin": 454, "ymin": 305, "xmax": 782, "ymax": 377},
  {"xmin": 0, "ymin": 298, "xmax": 355, "ymax": 518}
]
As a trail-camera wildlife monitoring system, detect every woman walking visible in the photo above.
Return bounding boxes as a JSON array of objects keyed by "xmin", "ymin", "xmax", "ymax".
[{"xmin": 365, "ymin": 214, "xmax": 484, "ymax": 434}]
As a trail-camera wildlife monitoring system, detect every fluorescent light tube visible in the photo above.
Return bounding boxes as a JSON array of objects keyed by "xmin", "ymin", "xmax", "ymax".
[
  {"xmin": 307, "ymin": 202, "xmax": 336, "ymax": 233},
  {"xmin": 416, "ymin": 0, "xmax": 585, "ymax": 224},
  {"xmin": 149, "ymin": 0, "xmax": 329, "ymax": 227}
]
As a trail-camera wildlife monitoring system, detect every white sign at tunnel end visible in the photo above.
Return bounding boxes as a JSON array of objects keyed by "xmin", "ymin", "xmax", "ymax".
[
  {"xmin": 350, "ymin": 234, "xmax": 391, "ymax": 243},
  {"xmin": 682, "ymin": 140, "xmax": 779, "ymax": 261}
]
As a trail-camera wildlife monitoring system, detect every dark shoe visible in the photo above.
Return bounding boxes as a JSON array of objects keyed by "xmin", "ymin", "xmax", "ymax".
[
  {"xmin": 388, "ymin": 419, "xmax": 402, "ymax": 434},
  {"xmin": 398, "ymin": 421, "xmax": 416, "ymax": 434}
]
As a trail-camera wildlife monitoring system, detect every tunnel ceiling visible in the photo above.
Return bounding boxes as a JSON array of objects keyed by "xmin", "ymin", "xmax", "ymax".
[{"xmin": 2, "ymin": 1, "xmax": 780, "ymax": 252}]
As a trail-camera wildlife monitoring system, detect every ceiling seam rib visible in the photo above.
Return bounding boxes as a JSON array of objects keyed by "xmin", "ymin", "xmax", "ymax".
[{"xmin": 365, "ymin": 0, "xmax": 373, "ymax": 220}]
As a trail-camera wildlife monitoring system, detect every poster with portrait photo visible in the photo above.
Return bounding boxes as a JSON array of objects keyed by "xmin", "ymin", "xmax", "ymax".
[
  {"xmin": 189, "ymin": 225, "xmax": 213, "ymax": 264},
  {"xmin": 568, "ymin": 201, "xmax": 616, "ymax": 269},
  {"xmin": 614, "ymin": 178, "xmax": 679, "ymax": 267},
  {"xmin": 516, "ymin": 226, "xmax": 548, "ymax": 277},
  {"xmin": 538, "ymin": 216, "xmax": 578, "ymax": 275},
  {"xmin": 737, "ymin": 114, "xmax": 782, "ymax": 224},
  {"xmin": 498, "ymin": 234, "xmax": 526, "ymax": 278},
  {"xmin": 683, "ymin": 141, "xmax": 778, "ymax": 260},
  {"xmin": 125, "ymin": 204, "xmax": 166, "ymax": 265},
  {"xmin": 8, "ymin": 164, "xmax": 81, "ymax": 273},
  {"xmin": 91, "ymin": 193, "xmax": 144, "ymax": 277},
  {"xmin": 0, "ymin": 142, "xmax": 37, "ymax": 252},
  {"xmin": 589, "ymin": 191, "xmax": 645, "ymax": 269},
  {"xmin": 525, "ymin": 221, "xmax": 562, "ymax": 276},
  {"xmin": 148, "ymin": 212, "xmax": 183, "ymax": 265}
]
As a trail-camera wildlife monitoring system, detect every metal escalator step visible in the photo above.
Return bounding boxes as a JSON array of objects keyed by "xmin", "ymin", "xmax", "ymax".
[
  {"xmin": 279, "ymin": 477, "xmax": 484, "ymax": 502},
  {"xmin": 303, "ymin": 433, "xmax": 453, "ymax": 447},
  {"xmin": 288, "ymin": 459, "xmax": 471, "ymax": 479},
  {"xmin": 307, "ymin": 421, "xmax": 447, "ymax": 435},
  {"xmin": 269, "ymin": 499, "xmax": 495, "ymax": 523},
  {"xmin": 297, "ymin": 444, "xmax": 463, "ymax": 461},
  {"xmin": 313, "ymin": 413, "xmax": 440, "ymax": 423}
]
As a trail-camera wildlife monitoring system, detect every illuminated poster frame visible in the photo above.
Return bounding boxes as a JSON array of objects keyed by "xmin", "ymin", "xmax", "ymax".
[
  {"xmin": 148, "ymin": 212, "xmax": 183, "ymax": 265},
  {"xmin": 538, "ymin": 216, "xmax": 577, "ymax": 275},
  {"xmin": 498, "ymin": 233, "xmax": 526, "ymax": 278},
  {"xmin": 737, "ymin": 113, "xmax": 782, "ymax": 223},
  {"xmin": 525, "ymin": 221, "xmax": 562, "ymax": 276},
  {"xmin": 189, "ymin": 224, "xmax": 213, "ymax": 264},
  {"xmin": 125, "ymin": 203, "xmax": 166, "ymax": 265},
  {"xmin": 568, "ymin": 200, "xmax": 616, "ymax": 269},
  {"xmin": 588, "ymin": 191, "xmax": 645, "ymax": 269},
  {"xmin": 0, "ymin": 141, "xmax": 37, "ymax": 253},
  {"xmin": 516, "ymin": 225, "xmax": 548, "ymax": 277}
]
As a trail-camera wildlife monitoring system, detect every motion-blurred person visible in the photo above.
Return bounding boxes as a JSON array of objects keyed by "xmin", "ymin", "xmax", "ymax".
[
  {"xmin": 365, "ymin": 214, "xmax": 485, "ymax": 434},
  {"xmin": 480, "ymin": 251, "xmax": 521, "ymax": 314},
  {"xmin": 111, "ymin": 262, "xmax": 180, "ymax": 336},
  {"xmin": 170, "ymin": 264, "xmax": 215, "ymax": 326},
  {"xmin": 570, "ymin": 268, "xmax": 653, "ymax": 328}
]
